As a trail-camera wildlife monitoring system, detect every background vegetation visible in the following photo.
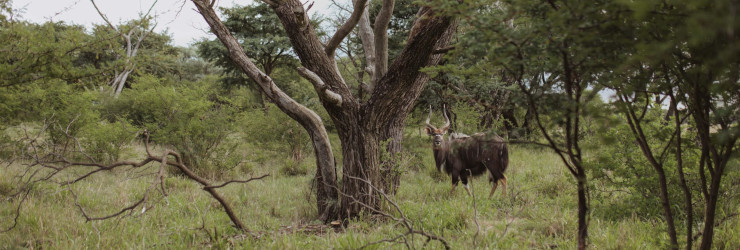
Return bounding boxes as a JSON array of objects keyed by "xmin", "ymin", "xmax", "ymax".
[{"xmin": 1, "ymin": 0, "xmax": 737, "ymax": 248}]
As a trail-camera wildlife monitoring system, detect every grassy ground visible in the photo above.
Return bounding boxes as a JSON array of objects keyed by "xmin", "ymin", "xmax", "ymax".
[{"xmin": 1, "ymin": 139, "xmax": 738, "ymax": 249}]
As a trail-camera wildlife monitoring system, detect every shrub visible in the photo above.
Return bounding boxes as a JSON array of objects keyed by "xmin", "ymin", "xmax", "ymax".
[
  {"xmin": 243, "ymin": 107, "xmax": 312, "ymax": 167},
  {"xmin": 586, "ymin": 106, "xmax": 706, "ymax": 222},
  {"xmin": 280, "ymin": 158, "xmax": 310, "ymax": 176},
  {"xmin": 101, "ymin": 74, "xmax": 248, "ymax": 178},
  {"xmin": 78, "ymin": 119, "xmax": 136, "ymax": 163}
]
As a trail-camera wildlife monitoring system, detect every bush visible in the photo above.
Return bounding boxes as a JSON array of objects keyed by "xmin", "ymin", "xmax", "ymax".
[
  {"xmin": 243, "ymin": 107, "xmax": 312, "ymax": 166},
  {"xmin": 586, "ymin": 106, "xmax": 705, "ymax": 222},
  {"xmin": 78, "ymin": 120, "xmax": 136, "ymax": 163},
  {"xmin": 101, "ymin": 74, "xmax": 248, "ymax": 178},
  {"xmin": 280, "ymin": 158, "xmax": 310, "ymax": 176}
]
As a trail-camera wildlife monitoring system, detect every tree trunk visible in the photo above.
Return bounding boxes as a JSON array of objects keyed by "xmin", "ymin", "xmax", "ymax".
[
  {"xmin": 501, "ymin": 108, "xmax": 518, "ymax": 137},
  {"xmin": 656, "ymin": 167, "xmax": 679, "ymax": 249},
  {"xmin": 521, "ymin": 106, "xmax": 534, "ymax": 139},
  {"xmin": 686, "ymin": 76, "xmax": 736, "ymax": 250},
  {"xmin": 337, "ymin": 123, "xmax": 382, "ymax": 218},
  {"xmin": 619, "ymin": 92, "xmax": 679, "ymax": 248},
  {"xmin": 676, "ymin": 132, "xmax": 693, "ymax": 250},
  {"xmin": 670, "ymin": 84, "xmax": 693, "ymax": 250},
  {"xmin": 576, "ymin": 171, "xmax": 588, "ymax": 250},
  {"xmin": 310, "ymin": 128, "xmax": 339, "ymax": 222},
  {"xmin": 699, "ymin": 174, "xmax": 722, "ymax": 250},
  {"xmin": 195, "ymin": 0, "xmax": 457, "ymax": 221},
  {"xmin": 192, "ymin": 0, "xmax": 339, "ymax": 222},
  {"xmin": 113, "ymin": 68, "xmax": 133, "ymax": 98},
  {"xmin": 379, "ymin": 109, "xmax": 409, "ymax": 194}
]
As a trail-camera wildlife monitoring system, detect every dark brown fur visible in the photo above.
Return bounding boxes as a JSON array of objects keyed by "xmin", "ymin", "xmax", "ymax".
[{"xmin": 425, "ymin": 106, "xmax": 509, "ymax": 197}]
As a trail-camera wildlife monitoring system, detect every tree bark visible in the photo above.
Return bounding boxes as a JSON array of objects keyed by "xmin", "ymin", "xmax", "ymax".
[
  {"xmin": 699, "ymin": 174, "xmax": 721, "ymax": 250},
  {"xmin": 656, "ymin": 167, "xmax": 679, "ymax": 249},
  {"xmin": 501, "ymin": 108, "xmax": 518, "ymax": 136},
  {"xmin": 576, "ymin": 171, "xmax": 588, "ymax": 250},
  {"xmin": 194, "ymin": 0, "xmax": 456, "ymax": 220},
  {"xmin": 192, "ymin": 0, "xmax": 339, "ymax": 221},
  {"xmin": 618, "ymin": 93, "xmax": 679, "ymax": 249},
  {"xmin": 356, "ymin": 0, "xmax": 377, "ymax": 89},
  {"xmin": 684, "ymin": 74, "xmax": 736, "ymax": 250},
  {"xmin": 91, "ymin": 1, "xmax": 152, "ymax": 98},
  {"xmin": 670, "ymin": 92, "xmax": 693, "ymax": 250}
]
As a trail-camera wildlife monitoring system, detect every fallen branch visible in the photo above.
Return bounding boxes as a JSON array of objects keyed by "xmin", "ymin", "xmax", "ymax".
[
  {"xmin": 5, "ymin": 127, "xmax": 267, "ymax": 239},
  {"xmin": 337, "ymin": 175, "xmax": 450, "ymax": 250}
]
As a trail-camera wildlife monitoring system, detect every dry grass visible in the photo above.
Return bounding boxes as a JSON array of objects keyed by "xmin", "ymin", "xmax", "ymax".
[{"xmin": 1, "ymin": 142, "xmax": 738, "ymax": 249}]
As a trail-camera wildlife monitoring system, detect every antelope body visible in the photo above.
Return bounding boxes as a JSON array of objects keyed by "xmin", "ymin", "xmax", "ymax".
[{"xmin": 425, "ymin": 106, "xmax": 509, "ymax": 197}]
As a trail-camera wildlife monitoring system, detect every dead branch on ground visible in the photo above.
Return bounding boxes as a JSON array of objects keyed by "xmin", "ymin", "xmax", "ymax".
[
  {"xmin": 1, "ymin": 125, "xmax": 267, "ymax": 238},
  {"xmin": 333, "ymin": 175, "xmax": 450, "ymax": 250}
]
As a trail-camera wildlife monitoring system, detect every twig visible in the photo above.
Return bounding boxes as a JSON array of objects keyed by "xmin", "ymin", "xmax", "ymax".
[
  {"xmin": 8, "ymin": 127, "xmax": 267, "ymax": 238},
  {"xmin": 204, "ymin": 174, "xmax": 270, "ymax": 189},
  {"xmin": 692, "ymin": 212, "xmax": 740, "ymax": 241},
  {"xmin": 0, "ymin": 188, "xmax": 30, "ymax": 233},
  {"xmin": 339, "ymin": 175, "xmax": 450, "ymax": 250},
  {"xmin": 468, "ymin": 169, "xmax": 480, "ymax": 248}
]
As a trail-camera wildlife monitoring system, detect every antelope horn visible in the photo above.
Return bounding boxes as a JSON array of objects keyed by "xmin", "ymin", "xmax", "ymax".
[
  {"xmin": 441, "ymin": 104, "xmax": 451, "ymax": 131},
  {"xmin": 425, "ymin": 105, "xmax": 437, "ymax": 129}
]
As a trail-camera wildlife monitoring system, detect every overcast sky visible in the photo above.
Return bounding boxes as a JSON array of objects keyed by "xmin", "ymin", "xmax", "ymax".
[{"xmin": 12, "ymin": 0, "xmax": 339, "ymax": 47}]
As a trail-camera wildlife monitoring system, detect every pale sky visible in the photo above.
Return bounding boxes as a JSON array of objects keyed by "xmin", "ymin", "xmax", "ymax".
[{"xmin": 11, "ymin": 0, "xmax": 340, "ymax": 47}]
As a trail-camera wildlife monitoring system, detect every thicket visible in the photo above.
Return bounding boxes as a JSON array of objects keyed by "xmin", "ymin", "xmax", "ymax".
[{"xmin": 0, "ymin": 0, "xmax": 737, "ymax": 248}]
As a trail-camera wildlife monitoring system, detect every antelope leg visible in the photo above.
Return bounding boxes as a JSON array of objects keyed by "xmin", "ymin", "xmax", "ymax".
[
  {"xmin": 501, "ymin": 174, "xmax": 508, "ymax": 197},
  {"xmin": 488, "ymin": 182, "xmax": 498, "ymax": 198}
]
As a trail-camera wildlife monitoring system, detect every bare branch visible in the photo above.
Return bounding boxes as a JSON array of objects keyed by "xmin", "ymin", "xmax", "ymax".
[
  {"xmin": 90, "ymin": 0, "xmax": 116, "ymax": 30},
  {"xmin": 340, "ymin": 175, "xmax": 450, "ymax": 250},
  {"xmin": 325, "ymin": 0, "xmax": 369, "ymax": 56},
  {"xmin": 142, "ymin": 0, "xmax": 160, "ymax": 21},
  {"xmin": 205, "ymin": 174, "xmax": 271, "ymax": 189},
  {"xmin": 372, "ymin": 0, "xmax": 395, "ymax": 81},
  {"xmin": 323, "ymin": 89, "xmax": 343, "ymax": 107},
  {"xmin": 9, "ymin": 123, "xmax": 267, "ymax": 237},
  {"xmin": 297, "ymin": 67, "xmax": 343, "ymax": 107},
  {"xmin": 0, "ymin": 188, "xmax": 30, "ymax": 233},
  {"xmin": 433, "ymin": 46, "xmax": 456, "ymax": 54},
  {"xmin": 355, "ymin": 1, "xmax": 376, "ymax": 91}
]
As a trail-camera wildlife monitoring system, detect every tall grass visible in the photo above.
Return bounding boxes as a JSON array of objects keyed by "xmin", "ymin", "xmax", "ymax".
[{"xmin": 1, "ymin": 139, "xmax": 738, "ymax": 249}]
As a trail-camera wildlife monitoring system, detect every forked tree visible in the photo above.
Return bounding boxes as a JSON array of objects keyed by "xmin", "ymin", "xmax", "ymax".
[
  {"xmin": 191, "ymin": 0, "xmax": 457, "ymax": 221},
  {"xmin": 91, "ymin": 0, "xmax": 158, "ymax": 98}
]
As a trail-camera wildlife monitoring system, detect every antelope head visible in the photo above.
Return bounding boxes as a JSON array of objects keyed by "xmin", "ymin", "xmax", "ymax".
[{"xmin": 424, "ymin": 105, "xmax": 451, "ymax": 149}]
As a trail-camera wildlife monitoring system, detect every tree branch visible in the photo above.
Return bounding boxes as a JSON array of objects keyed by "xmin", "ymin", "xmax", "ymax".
[
  {"xmin": 340, "ymin": 175, "xmax": 450, "ymax": 250},
  {"xmin": 204, "ymin": 174, "xmax": 271, "ymax": 189},
  {"xmin": 90, "ymin": 0, "xmax": 117, "ymax": 31},
  {"xmin": 433, "ymin": 46, "xmax": 455, "ymax": 54},
  {"xmin": 10, "ymin": 126, "xmax": 268, "ymax": 238},
  {"xmin": 325, "ymin": 0, "xmax": 369, "ymax": 56},
  {"xmin": 372, "ymin": 0, "xmax": 395, "ymax": 81},
  {"xmin": 297, "ymin": 67, "xmax": 343, "ymax": 107}
]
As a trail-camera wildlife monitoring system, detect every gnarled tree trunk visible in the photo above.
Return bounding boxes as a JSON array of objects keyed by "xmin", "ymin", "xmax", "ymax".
[{"xmin": 193, "ymin": 0, "xmax": 457, "ymax": 220}]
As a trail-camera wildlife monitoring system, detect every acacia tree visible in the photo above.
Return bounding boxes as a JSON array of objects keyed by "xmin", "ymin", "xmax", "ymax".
[
  {"xmin": 191, "ymin": 0, "xmax": 457, "ymax": 220},
  {"xmin": 433, "ymin": 0, "xmax": 630, "ymax": 248},
  {"xmin": 197, "ymin": 4, "xmax": 300, "ymax": 111},
  {"xmin": 91, "ymin": 0, "xmax": 158, "ymax": 98},
  {"xmin": 659, "ymin": 2, "xmax": 739, "ymax": 248},
  {"xmin": 608, "ymin": 1, "xmax": 739, "ymax": 249}
]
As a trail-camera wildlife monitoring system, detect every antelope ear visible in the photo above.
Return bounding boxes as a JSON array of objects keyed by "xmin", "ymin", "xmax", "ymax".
[{"xmin": 424, "ymin": 127, "xmax": 434, "ymax": 135}]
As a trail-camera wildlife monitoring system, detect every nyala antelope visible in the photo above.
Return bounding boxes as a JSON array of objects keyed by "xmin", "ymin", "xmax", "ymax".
[{"xmin": 425, "ymin": 106, "xmax": 509, "ymax": 197}]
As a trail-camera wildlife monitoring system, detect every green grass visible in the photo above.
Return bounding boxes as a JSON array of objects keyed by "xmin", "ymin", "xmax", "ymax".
[{"xmin": 1, "ymin": 142, "xmax": 739, "ymax": 249}]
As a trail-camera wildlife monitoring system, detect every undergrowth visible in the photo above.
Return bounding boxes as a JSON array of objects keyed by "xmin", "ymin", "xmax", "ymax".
[{"xmin": 1, "ymin": 135, "xmax": 738, "ymax": 249}]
